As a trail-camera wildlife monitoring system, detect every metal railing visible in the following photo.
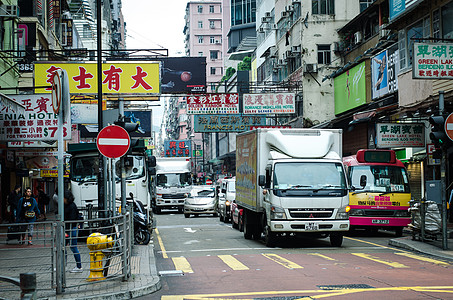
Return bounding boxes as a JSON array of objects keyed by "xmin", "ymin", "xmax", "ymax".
[{"xmin": 0, "ymin": 211, "xmax": 132, "ymax": 299}]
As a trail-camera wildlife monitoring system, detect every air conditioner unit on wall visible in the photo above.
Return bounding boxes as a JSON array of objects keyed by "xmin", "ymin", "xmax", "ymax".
[
  {"xmin": 269, "ymin": 47, "xmax": 278, "ymax": 58},
  {"xmin": 281, "ymin": 11, "xmax": 288, "ymax": 18},
  {"xmin": 285, "ymin": 50, "xmax": 292, "ymax": 58},
  {"xmin": 258, "ymin": 27, "xmax": 265, "ymax": 33},
  {"xmin": 0, "ymin": 5, "xmax": 18, "ymax": 17},
  {"xmin": 265, "ymin": 12, "xmax": 271, "ymax": 18},
  {"xmin": 261, "ymin": 16, "xmax": 269, "ymax": 23},
  {"xmin": 304, "ymin": 63, "xmax": 318, "ymax": 73},
  {"xmin": 333, "ymin": 42, "xmax": 341, "ymax": 52},
  {"xmin": 277, "ymin": 59, "xmax": 287, "ymax": 66},
  {"xmin": 354, "ymin": 31, "xmax": 363, "ymax": 44},
  {"xmin": 379, "ymin": 25, "xmax": 391, "ymax": 39},
  {"xmin": 271, "ymin": 24, "xmax": 278, "ymax": 30},
  {"xmin": 291, "ymin": 45, "xmax": 300, "ymax": 54}
]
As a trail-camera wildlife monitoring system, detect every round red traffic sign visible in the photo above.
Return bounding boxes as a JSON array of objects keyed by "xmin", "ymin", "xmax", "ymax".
[
  {"xmin": 205, "ymin": 179, "xmax": 213, "ymax": 185},
  {"xmin": 96, "ymin": 125, "xmax": 130, "ymax": 158},
  {"xmin": 445, "ymin": 113, "xmax": 453, "ymax": 142}
]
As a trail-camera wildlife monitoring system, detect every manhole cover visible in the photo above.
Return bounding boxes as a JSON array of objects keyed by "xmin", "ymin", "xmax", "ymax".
[{"xmin": 318, "ymin": 284, "xmax": 375, "ymax": 290}]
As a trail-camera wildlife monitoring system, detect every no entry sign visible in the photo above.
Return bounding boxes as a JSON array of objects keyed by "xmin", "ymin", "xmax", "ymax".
[
  {"xmin": 96, "ymin": 125, "xmax": 130, "ymax": 158},
  {"xmin": 445, "ymin": 113, "xmax": 453, "ymax": 142}
]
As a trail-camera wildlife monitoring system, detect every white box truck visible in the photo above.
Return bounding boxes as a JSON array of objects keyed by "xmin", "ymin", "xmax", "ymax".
[
  {"xmin": 236, "ymin": 128, "xmax": 350, "ymax": 247},
  {"xmin": 152, "ymin": 157, "xmax": 192, "ymax": 213}
]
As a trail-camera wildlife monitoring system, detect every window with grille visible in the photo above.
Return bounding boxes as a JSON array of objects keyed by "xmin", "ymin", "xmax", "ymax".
[
  {"xmin": 317, "ymin": 45, "xmax": 331, "ymax": 64},
  {"xmin": 312, "ymin": 0, "xmax": 334, "ymax": 15},
  {"xmin": 198, "ymin": 5, "xmax": 203, "ymax": 13}
]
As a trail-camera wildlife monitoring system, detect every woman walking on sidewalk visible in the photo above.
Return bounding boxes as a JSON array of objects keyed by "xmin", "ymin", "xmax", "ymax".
[
  {"xmin": 16, "ymin": 187, "xmax": 40, "ymax": 245},
  {"xmin": 64, "ymin": 190, "xmax": 83, "ymax": 273}
]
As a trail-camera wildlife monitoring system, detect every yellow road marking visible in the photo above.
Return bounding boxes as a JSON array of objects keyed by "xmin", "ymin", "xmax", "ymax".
[
  {"xmin": 345, "ymin": 236, "xmax": 409, "ymax": 252},
  {"xmin": 351, "ymin": 253, "xmax": 409, "ymax": 268},
  {"xmin": 172, "ymin": 257, "xmax": 194, "ymax": 273},
  {"xmin": 394, "ymin": 252, "xmax": 450, "ymax": 265},
  {"xmin": 308, "ymin": 253, "xmax": 336, "ymax": 261},
  {"xmin": 155, "ymin": 228, "xmax": 168, "ymax": 258},
  {"xmin": 262, "ymin": 253, "xmax": 303, "ymax": 269},
  {"xmin": 218, "ymin": 255, "xmax": 249, "ymax": 270},
  {"xmin": 161, "ymin": 286, "xmax": 453, "ymax": 299}
]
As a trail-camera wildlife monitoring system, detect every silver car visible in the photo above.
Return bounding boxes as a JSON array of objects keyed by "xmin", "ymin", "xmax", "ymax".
[{"xmin": 184, "ymin": 185, "xmax": 218, "ymax": 218}]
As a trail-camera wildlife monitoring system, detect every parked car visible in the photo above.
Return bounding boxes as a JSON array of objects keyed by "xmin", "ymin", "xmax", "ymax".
[
  {"xmin": 217, "ymin": 177, "xmax": 236, "ymax": 223},
  {"xmin": 231, "ymin": 199, "xmax": 243, "ymax": 231},
  {"xmin": 184, "ymin": 185, "xmax": 217, "ymax": 218}
]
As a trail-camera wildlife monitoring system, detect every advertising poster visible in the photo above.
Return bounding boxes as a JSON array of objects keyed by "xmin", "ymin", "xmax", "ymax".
[
  {"xmin": 235, "ymin": 132, "xmax": 257, "ymax": 208},
  {"xmin": 334, "ymin": 62, "xmax": 367, "ymax": 115},
  {"xmin": 376, "ymin": 123, "xmax": 425, "ymax": 148},
  {"xmin": 187, "ymin": 93, "xmax": 239, "ymax": 114},
  {"xmin": 34, "ymin": 62, "xmax": 160, "ymax": 94},
  {"xmin": 163, "ymin": 140, "xmax": 191, "ymax": 157},
  {"xmin": 243, "ymin": 93, "xmax": 295, "ymax": 114},
  {"xmin": 160, "ymin": 57, "xmax": 206, "ymax": 93},
  {"xmin": 413, "ymin": 43, "xmax": 453, "ymax": 79},
  {"xmin": 0, "ymin": 94, "xmax": 71, "ymax": 141},
  {"xmin": 372, "ymin": 45, "xmax": 399, "ymax": 99},
  {"xmin": 389, "ymin": 0, "xmax": 420, "ymax": 21},
  {"xmin": 194, "ymin": 114, "xmax": 266, "ymax": 133}
]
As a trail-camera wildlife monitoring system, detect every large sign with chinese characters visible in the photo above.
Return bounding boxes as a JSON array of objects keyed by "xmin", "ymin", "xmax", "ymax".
[
  {"xmin": 0, "ymin": 94, "xmax": 71, "ymax": 141},
  {"xmin": 243, "ymin": 93, "xmax": 295, "ymax": 114},
  {"xmin": 194, "ymin": 114, "xmax": 267, "ymax": 133},
  {"xmin": 334, "ymin": 62, "xmax": 367, "ymax": 115},
  {"xmin": 163, "ymin": 140, "xmax": 191, "ymax": 157},
  {"xmin": 412, "ymin": 43, "xmax": 453, "ymax": 79},
  {"xmin": 187, "ymin": 94, "xmax": 239, "ymax": 114},
  {"xmin": 376, "ymin": 123, "xmax": 425, "ymax": 148},
  {"xmin": 34, "ymin": 62, "xmax": 160, "ymax": 94},
  {"xmin": 372, "ymin": 45, "xmax": 399, "ymax": 99}
]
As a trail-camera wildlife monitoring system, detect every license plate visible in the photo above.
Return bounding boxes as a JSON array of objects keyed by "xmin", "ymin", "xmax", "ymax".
[
  {"xmin": 372, "ymin": 219, "xmax": 389, "ymax": 224},
  {"xmin": 193, "ymin": 207, "xmax": 204, "ymax": 211},
  {"xmin": 306, "ymin": 222, "xmax": 318, "ymax": 231}
]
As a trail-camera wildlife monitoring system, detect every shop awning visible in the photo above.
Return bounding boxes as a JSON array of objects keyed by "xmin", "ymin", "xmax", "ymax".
[{"xmin": 0, "ymin": 93, "xmax": 25, "ymax": 114}]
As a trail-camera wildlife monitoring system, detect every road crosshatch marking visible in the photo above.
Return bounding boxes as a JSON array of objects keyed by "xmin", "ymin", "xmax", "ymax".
[
  {"xmin": 394, "ymin": 252, "xmax": 450, "ymax": 266},
  {"xmin": 308, "ymin": 253, "xmax": 337, "ymax": 261},
  {"xmin": 218, "ymin": 255, "xmax": 249, "ymax": 270},
  {"xmin": 262, "ymin": 253, "xmax": 304, "ymax": 269},
  {"xmin": 351, "ymin": 253, "xmax": 409, "ymax": 268},
  {"xmin": 172, "ymin": 257, "xmax": 193, "ymax": 273}
]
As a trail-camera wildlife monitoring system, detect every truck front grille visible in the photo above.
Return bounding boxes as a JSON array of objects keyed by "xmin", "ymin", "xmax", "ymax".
[
  {"xmin": 162, "ymin": 193, "xmax": 186, "ymax": 199},
  {"xmin": 289, "ymin": 208, "xmax": 334, "ymax": 219}
]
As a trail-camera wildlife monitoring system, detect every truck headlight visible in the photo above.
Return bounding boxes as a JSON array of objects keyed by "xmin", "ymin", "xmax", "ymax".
[
  {"xmin": 336, "ymin": 207, "xmax": 349, "ymax": 219},
  {"xmin": 348, "ymin": 209, "xmax": 365, "ymax": 216},
  {"xmin": 270, "ymin": 206, "xmax": 287, "ymax": 220},
  {"xmin": 395, "ymin": 210, "xmax": 410, "ymax": 217},
  {"xmin": 225, "ymin": 200, "xmax": 230, "ymax": 206}
]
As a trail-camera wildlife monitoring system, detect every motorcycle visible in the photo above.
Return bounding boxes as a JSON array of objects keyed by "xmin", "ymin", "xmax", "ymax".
[{"xmin": 129, "ymin": 192, "xmax": 152, "ymax": 245}]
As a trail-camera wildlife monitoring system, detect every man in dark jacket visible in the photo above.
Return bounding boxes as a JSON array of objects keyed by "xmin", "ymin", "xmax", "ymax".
[
  {"xmin": 37, "ymin": 187, "xmax": 50, "ymax": 220},
  {"xmin": 8, "ymin": 185, "xmax": 21, "ymax": 222},
  {"xmin": 64, "ymin": 190, "xmax": 83, "ymax": 272}
]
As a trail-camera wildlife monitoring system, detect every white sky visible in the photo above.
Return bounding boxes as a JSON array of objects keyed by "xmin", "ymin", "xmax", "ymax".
[{"xmin": 121, "ymin": 0, "xmax": 189, "ymax": 129}]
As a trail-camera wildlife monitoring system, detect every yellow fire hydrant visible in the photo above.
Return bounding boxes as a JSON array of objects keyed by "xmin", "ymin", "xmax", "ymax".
[{"xmin": 86, "ymin": 232, "xmax": 113, "ymax": 281}]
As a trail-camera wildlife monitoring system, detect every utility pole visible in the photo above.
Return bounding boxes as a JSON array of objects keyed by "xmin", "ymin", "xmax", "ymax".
[
  {"xmin": 439, "ymin": 91, "xmax": 448, "ymax": 250},
  {"xmin": 97, "ymin": 0, "xmax": 105, "ymax": 218}
]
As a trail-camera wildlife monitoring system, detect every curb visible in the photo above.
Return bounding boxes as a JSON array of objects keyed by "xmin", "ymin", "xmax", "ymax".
[{"xmin": 389, "ymin": 237, "xmax": 453, "ymax": 262}]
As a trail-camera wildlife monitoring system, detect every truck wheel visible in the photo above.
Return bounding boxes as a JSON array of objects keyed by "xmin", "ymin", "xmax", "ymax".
[
  {"xmin": 395, "ymin": 227, "xmax": 403, "ymax": 237},
  {"xmin": 264, "ymin": 225, "xmax": 276, "ymax": 247},
  {"xmin": 184, "ymin": 213, "xmax": 190, "ymax": 218},
  {"xmin": 330, "ymin": 233, "xmax": 343, "ymax": 247},
  {"xmin": 219, "ymin": 213, "xmax": 224, "ymax": 222},
  {"xmin": 178, "ymin": 207, "xmax": 184, "ymax": 213},
  {"xmin": 243, "ymin": 214, "xmax": 253, "ymax": 240},
  {"xmin": 155, "ymin": 207, "xmax": 161, "ymax": 214},
  {"xmin": 232, "ymin": 220, "xmax": 239, "ymax": 229},
  {"xmin": 238, "ymin": 214, "xmax": 244, "ymax": 232}
]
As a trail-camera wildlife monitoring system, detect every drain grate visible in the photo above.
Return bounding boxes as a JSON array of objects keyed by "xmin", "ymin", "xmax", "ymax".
[{"xmin": 317, "ymin": 284, "xmax": 375, "ymax": 290}]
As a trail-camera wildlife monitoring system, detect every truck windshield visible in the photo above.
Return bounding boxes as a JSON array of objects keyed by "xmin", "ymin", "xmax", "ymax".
[
  {"xmin": 71, "ymin": 155, "xmax": 145, "ymax": 182},
  {"xmin": 349, "ymin": 165, "xmax": 410, "ymax": 193},
  {"xmin": 273, "ymin": 162, "xmax": 347, "ymax": 195},
  {"xmin": 156, "ymin": 173, "xmax": 191, "ymax": 187}
]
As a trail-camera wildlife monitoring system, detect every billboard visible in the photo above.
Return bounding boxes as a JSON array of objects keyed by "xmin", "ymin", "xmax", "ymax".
[
  {"xmin": 194, "ymin": 114, "xmax": 266, "ymax": 133},
  {"xmin": 34, "ymin": 62, "xmax": 160, "ymax": 94},
  {"xmin": 161, "ymin": 57, "xmax": 206, "ymax": 93},
  {"xmin": 187, "ymin": 94, "xmax": 239, "ymax": 114},
  {"xmin": 376, "ymin": 123, "xmax": 425, "ymax": 148},
  {"xmin": 334, "ymin": 62, "xmax": 366, "ymax": 115},
  {"xmin": 413, "ymin": 43, "xmax": 453, "ymax": 79},
  {"xmin": 163, "ymin": 140, "xmax": 191, "ymax": 157},
  {"xmin": 0, "ymin": 94, "xmax": 71, "ymax": 141},
  {"xmin": 243, "ymin": 93, "xmax": 295, "ymax": 114},
  {"xmin": 372, "ymin": 44, "xmax": 399, "ymax": 99},
  {"xmin": 389, "ymin": 0, "xmax": 420, "ymax": 21}
]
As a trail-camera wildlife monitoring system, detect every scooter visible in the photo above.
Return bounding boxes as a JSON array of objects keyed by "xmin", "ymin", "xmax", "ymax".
[{"xmin": 129, "ymin": 192, "xmax": 152, "ymax": 245}]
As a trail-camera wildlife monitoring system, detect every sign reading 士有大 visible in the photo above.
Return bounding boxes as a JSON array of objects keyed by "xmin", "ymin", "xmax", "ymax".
[
  {"xmin": 243, "ymin": 93, "xmax": 295, "ymax": 114},
  {"xmin": 164, "ymin": 140, "xmax": 191, "ymax": 157},
  {"xmin": 186, "ymin": 94, "xmax": 239, "ymax": 114},
  {"xmin": 376, "ymin": 123, "xmax": 425, "ymax": 148},
  {"xmin": 0, "ymin": 94, "xmax": 72, "ymax": 141},
  {"xmin": 413, "ymin": 43, "xmax": 453, "ymax": 79},
  {"xmin": 34, "ymin": 62, "xmax": 160, "ymax": 94},
  {"xmin": 194, "ymin": 114, "xmax": 266, "ymax": 133}
]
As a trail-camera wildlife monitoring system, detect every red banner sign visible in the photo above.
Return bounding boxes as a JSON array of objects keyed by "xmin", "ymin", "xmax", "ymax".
[{"xmin": 187, "ymin": 93, "xmax": 239, "ymax": 114}]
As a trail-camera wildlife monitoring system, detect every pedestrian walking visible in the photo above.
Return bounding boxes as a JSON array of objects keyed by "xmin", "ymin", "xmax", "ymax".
[
  {"xmin": 16, "ymin": 187, "xmax": 40, "ymax": 245},
  {"xmin": 37, "ymin": 186, "xmax": 50, "ymax": 220},
  {"xmin": 49, "ymin": 188, "xmax": 59, "ymax": 215},
  {"xmin": 64, "ymin": 190, "xmax": 82, "ymax": 273},
  {"xmin": 7, "ymin": 185, "xmax": 21, "ymax": 222}
]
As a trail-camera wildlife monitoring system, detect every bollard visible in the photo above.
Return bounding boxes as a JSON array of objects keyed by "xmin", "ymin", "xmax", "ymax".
[
  {"xmin": 86, "ymin": 233, "xmax": 113, "ymax": 281},
  {"xmin": 20, "ymin": 273, "xmax": 36, "ymax": 300}
]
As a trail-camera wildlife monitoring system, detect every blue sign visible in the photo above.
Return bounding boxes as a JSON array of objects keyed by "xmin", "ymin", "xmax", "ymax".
[
  {"xmin": 164, "ymin": 140, "xmax": 191, "ymax": 157},
  {"xmin": 389, "ymin": 0, "xmax": 405, "ymax": 20},
  {"xmin": 194, "ymin": 114, "xmax": 267, "ymax": 133}
]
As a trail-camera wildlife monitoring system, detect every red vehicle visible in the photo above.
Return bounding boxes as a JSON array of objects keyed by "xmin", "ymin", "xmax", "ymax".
[
  {"xmin": 343, "ymin": 149, "xmax": 411, "ymax": 236},
  {"xmin": 231, "ymin": 200, "xmax": 243, "ymax": 231}
]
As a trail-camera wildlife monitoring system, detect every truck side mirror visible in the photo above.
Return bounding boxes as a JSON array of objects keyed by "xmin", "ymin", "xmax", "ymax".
[
  {"xmin": 148, "ymin": 167, "xmax": 156, "ymax": 176},
  {"xmin": 360, "ymin": 175, "xmax": 367, "ymax": 187},
  {"xmin": 148, "ymin": 156, "xmax": 156, "ymax": 168},
  {"xmin": 258, "ymin": 175, "xmax": 265, "ymax": 187}
]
